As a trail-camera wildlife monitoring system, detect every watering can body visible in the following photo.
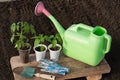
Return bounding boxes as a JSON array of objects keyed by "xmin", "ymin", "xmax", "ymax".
[
  {"xmin": 62, "ymin": 23, "xmax": 111, "ymax": 66},
  {"xmin": 35, "ymin": 1, "xmax": 112, "ymax": 66}
]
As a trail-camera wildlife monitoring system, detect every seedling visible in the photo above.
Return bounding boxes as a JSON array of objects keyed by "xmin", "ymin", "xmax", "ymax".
[
  {"xmin": 50, "ymin": 33, "xmax": 62, "ymax": 50},
  {"xmin": 33, "ymin": 34, "xmax": 48, "ymax": 51},
  {"xmin": 10, "ymin": 21, "xmax": 36, "ymax": 50}
]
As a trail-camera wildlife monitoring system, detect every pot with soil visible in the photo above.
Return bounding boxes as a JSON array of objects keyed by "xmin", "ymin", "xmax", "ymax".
[
  {"xmin": 33, "ymin": 44, "xmax": 47, "ymax": 61},
  {"xmin": 10, "ymin": 21, "xmax": 36, "ymax": 63},
  {"xmin": 48, "ymin": 33, "xmax": 62, "ymax": 61},
  {"xmin": 18, "ymin": 43, "xmax": 31, "ymax": 63},
  {"xmin": 48, "ymin": 44, "xmax": 62, "ymax": 61},
  {"xmin": 32, "ymin": 34, "xmax": 48, "ymax": 62}
]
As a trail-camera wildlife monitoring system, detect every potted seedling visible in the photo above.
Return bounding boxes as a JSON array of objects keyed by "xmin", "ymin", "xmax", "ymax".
[
  {"xmin": 48, "ymin": 33, "xmax": 62, "ymax": 61},
  {"xmin": 10, "ymin": 21, "xmax": 36, "ymax": 63},
  {"xmin": 33, "ymin": 34, "xmax": 48, "ymax": 61}
]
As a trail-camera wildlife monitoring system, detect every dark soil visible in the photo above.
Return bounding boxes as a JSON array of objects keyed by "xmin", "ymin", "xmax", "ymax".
[
  {"xmin": 0, "ymin": 0, "xmax": 120, "ymax": 80},
  {"xmin": 50, "ymin": 46, "xmax": 60, "ymax": 51},
  {"xmin": 35, "ymin": 46, "xmax": 45, "ymax": 52}
]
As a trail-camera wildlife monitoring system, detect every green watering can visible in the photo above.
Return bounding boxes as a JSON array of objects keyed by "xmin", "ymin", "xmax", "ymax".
[{"xmin": 34, "ymin": 1, "xmax": 112, "ymax": 66}]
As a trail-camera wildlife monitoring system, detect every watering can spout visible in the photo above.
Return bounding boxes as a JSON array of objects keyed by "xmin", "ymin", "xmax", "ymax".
[
  {"xmin": 48, "ymin": 15, "xmax": 65, "ymax": 39},
  {"xmin": 34, "ymin": 1, "xmax": 65, "ymax": 40}
]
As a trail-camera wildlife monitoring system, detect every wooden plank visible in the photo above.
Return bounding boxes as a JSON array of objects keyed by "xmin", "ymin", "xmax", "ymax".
[
  {"xmin": 0, "ymin": 0, "xmax": 15, "ymax": 2},
  {"xmin": 10, "ymin": 53, "xmax": 111, "ymax": 80},
  {"xmin": 86, "ymin": 74, "xmax": 102, "ymax": 80}
]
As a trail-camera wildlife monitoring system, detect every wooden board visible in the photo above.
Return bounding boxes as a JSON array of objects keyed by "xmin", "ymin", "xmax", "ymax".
[
  {"xmin": 10, "ymin": 53, "xmax": 111, "ymax": 80},
  {"xmin": 0, "ymin": 0, "xmax": 15, "ymax": 2}
]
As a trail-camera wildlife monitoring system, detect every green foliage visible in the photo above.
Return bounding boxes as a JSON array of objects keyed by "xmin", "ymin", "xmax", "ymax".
[
  {"xmin": 50, "ymin": 33, "xmax": 62, "ymax": 48},
  {"xmin": 33, "ymin": 34, "xmax": 45, "ymax": 46},
  {"xmin": 10, "ymin": 21, "xmax": 36, "ymax": 50},
  {"xmin": 32, "ymin": 34, "xmax": 49, "ymax": 51}
]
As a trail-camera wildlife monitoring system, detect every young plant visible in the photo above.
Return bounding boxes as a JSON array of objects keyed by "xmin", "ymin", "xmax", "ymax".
[
  {"xmin": 50, "ymin": 33, "xmax": 62, "ymax": 50},
  {"xmin": 33, "ymin": 34, "xmax": 48, "ymax": 51},
  {"xmin": 10, "ymin": 21, "xmax": 36, "ymax": 50}
]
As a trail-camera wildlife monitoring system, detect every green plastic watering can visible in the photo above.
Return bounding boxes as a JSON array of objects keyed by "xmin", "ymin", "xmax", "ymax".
[{"xmin": 34, "ymin": 1, "xmax": 112, "ymax": 66}]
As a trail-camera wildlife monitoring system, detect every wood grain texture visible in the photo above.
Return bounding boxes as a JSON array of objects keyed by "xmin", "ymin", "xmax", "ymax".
[{"xmin": 10, "ymin": 53, "xmax": 110, "ymax": 80}]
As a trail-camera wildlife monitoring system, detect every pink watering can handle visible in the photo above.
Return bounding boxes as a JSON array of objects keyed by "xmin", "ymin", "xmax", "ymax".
[{"xmin": 104, "ymin": 35, "xmax": 112, "ymax": 54}]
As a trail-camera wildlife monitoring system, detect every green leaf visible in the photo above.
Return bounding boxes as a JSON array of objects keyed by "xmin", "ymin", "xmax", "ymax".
[
  {"xmin": 10, "ymin": 23, "xmax": 16, "ymax": 33},
  {"xmin": 49, "ymin": 35, "xmax": 54, "ymax": 39},
  {"xmin": 25, "ymin": 43, "xmax": 29, "ymax": 48},
  {"xmin": 52, "ymin": 39, "xmax": 57, "ymax": 48},
  {"xmin": 40, "ymin": 37, "xmax": 44, "ymax": 43},
  {"xmin": 15, "ymin": 44, "xmax": 18, "ymax": 49},
  {"xmin": 30, "ymin": 25, "xmax": 36, "ymax": 35},
  {"xmin": 10, "ymin": 34, "xmax": 15, "ymax": 43},
  {"xmin": 31, "ymin": 36, "xmax": 37, "ymax": 39},
  {"xmin": 21, "ymin": 35, "xmax": 27, "ymax": 40},
  {"xmin": 15, "ymin": 40, "xmax": 21, "ymax": 50},
  {"xmin": 34, "ymin": 39, "xmax": 40, "ymax": 46},
  {"xmin": 56, "ymin": 33, "xmax": 62, "ymax": 44},
  {"xmin": 20, "ymin": 40, "xmax": 25, "ymax": 49},
  {"xmin": 16, "ymin": 23, "xmax": 20, "ymax": 31},
  {"xmin": 39, "ymin": 34, "xmax": 43, "ymax": 38},
  {"xmin": 40, "ymin": 46, "xmax": 45, "ymax": 51},
  {"xmin": 23, "ymin": 22, "xmax": 30, "ymax": 33},
  {"xmin": 45, "ymin": 35, "xmax": 51, "ymax": 42},
  {"xmin": 17, "ymin": 22, "xmax": 22, "ymax": 26}
]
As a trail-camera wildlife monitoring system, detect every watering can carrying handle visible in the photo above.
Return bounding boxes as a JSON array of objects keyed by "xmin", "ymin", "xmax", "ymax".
[
  {"xmin": 76, "ymin": 23, "xmax": 93, "ymax": 31},
  {"xmin": 104, "ymin": 35, "xmax": 111, "ymax": 54}
]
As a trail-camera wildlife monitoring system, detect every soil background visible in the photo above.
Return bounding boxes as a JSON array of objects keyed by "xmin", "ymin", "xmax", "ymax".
[{"xmin": 0, "ymin": 0, "xmax": 120, "ymax": 80}]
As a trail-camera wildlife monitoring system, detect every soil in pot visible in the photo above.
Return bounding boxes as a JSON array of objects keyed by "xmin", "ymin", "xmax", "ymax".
[
  {"xmin": 50, "ymin": 46, "xmax": 60, "ymax": 51},
  {"xmin": 35, "ymin": 46, "xmax": 45, "ymax": 52}
]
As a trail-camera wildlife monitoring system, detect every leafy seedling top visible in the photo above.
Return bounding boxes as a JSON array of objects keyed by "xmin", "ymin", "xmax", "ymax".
[
  {"xmin": 50, "ymin": 33, "xmax": 62, "ymax": 49},
  {"xmin": 10, "ymin": 21, "xmax": 36, "ymax": 50},
  {"xmin": 32, "ymin": 34, "xmax": 49, "ymax": 51}
]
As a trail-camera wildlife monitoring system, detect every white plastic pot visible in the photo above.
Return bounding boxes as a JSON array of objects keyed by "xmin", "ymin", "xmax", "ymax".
[
  {"xmin": 33, "ymin": 44, "xmax": 47, "ymax": 62},
  {"xmin": 48, "ymin": 44, "xmax": 62, "ymax": 61}
]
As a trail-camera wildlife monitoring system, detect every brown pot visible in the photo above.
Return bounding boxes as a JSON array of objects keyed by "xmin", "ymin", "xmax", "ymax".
[{"xmin": 18, "ymin": 44, "xmax": 31, "ymax": 63}]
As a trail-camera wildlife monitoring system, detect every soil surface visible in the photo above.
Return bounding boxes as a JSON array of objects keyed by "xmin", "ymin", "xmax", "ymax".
[
  {"xmin": 50, "ymin": 46, "xmax": 60, "ymax": 51},
  {"xmin": 0, "ymin": 0, "xmax": 120, "ymax": 80}
]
